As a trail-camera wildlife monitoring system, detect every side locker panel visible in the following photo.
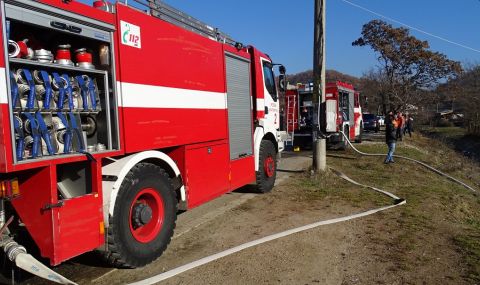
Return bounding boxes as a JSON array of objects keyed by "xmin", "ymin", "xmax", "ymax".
[
  {"xmin": 349, "ymin": 91, "xmax": 355, "ymax": 138},
  {"xmin": 11, "ymin": 166, "xmax": 56, "ymax": 260},
  {"xmin": 325, "ymin": 100, "xmax": 337, "ymax": 132},
  {"xmin": 348, "ymin": 91, "xmax": 355, "ymax": 126},
  {"xmin": 54, "ymin": 160, "xmax": 104, "ymax": 265},
  {"xmin": 185, "ymin": 142, "xmax": 229, "ymax": 209},
  {"xmin": 225, "ymin": 54, "xmax": 253, "ymax": 160}
]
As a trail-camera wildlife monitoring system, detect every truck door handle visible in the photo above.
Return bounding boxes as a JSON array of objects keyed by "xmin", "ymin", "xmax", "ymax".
[
  {"xmin": 264, "ymin": 106, "xmax": 269, "ymax": 114},
  {"xmin": 41, "ymin": 201, "xmax": 64, "ymax": 212},
  {"xmin": 68, "ymin": 25, "xmax": 82, "ymax": 33},
  {"xmin": 50, "ymin": 21, "xmax": 67, "ymax": 30}
]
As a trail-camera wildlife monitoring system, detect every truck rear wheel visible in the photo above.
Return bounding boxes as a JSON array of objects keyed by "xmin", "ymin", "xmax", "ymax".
[
  {"xmin": 355, "ymin": 125, "xmax": 363, "ymax": 143},
  {"xmin": 104, "ymin": 163, "xmax": 177, "ymax": 268},
  {"xmin": 339, "ymin": 126, "xmax": 350, "ymax": 150},
  {"xmin": 256, "ymin": 140, "xmax": 277, "ymax": 193}
]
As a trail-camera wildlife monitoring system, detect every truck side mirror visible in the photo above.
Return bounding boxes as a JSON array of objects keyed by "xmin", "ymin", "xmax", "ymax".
[
  {"xmin": 279, "ymin": 65, "xmax": 286, "ymax": 75},
  {"xmin": 278, "ymin": 74, "xmax": 286, "ymax": 92}
]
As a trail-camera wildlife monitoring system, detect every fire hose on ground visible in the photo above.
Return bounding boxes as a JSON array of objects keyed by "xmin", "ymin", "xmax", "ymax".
[
  {"xmin": 5, "ymin": 132, "xmax": 477, "ymax": 285},
  {"xmin": 3, "ymin": 241, "xmax": 77, "ymax": 285},
  {"xmin": 128, "ymin": 167, "xmax": 407, "ymax": 284},
  {"xmin": 128, "ymin": 132, "xmax": 478, "ymax": 285},
  {"xmin": 130, "ymin": 201, "xmax": 406, "ymax": 284},
  {"xmin": 0, "ymin": 198, "xmax": 78, "ymax": 285},
  {"xmin": 338, "ymin": 131, "xmax": 477, "ymax": 194}
]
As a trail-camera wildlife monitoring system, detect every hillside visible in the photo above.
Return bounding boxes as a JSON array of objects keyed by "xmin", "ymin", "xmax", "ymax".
[{"xmin": 287, "ymin": 69, "xmax": 362, "ymax": 89}]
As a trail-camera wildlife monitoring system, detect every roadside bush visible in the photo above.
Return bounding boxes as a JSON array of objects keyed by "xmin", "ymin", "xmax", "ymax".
[
  {"xmin": 466, "ymin": 121, "xmax": 480, "ymax": 136},
  {"xmin": 436, "ymin": 118, "xmax": 454, "ymax": 127}
]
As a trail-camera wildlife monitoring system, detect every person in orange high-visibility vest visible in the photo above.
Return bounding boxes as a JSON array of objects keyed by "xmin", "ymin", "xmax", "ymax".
[{"xmin": 395, "ymin": 111, "xmax": 404, "ymax": 141}]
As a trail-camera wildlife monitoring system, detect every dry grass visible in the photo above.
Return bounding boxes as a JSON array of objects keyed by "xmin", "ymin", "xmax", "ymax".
[{"xmin": 289, "ymin": 133, "xmax": 480, "ymax": 283}]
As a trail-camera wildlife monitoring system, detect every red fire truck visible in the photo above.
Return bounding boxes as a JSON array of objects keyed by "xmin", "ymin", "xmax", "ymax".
[
  {"xmin": 285, "ymin": 81, "xmax": 362, "ymax": 149},
  {"xmin": 325, "ymin": 81, "xmax": 363, "ymax": 148},
  {"xmin": 0, "ymin": 0, "xmax": 285, "ymax": 282}
]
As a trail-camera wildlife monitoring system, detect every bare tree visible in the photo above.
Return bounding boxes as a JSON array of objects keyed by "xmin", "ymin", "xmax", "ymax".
[
  {"xmin": 353, "ymin": 20, "xmax": 462, "ymax": 112},
  {"xmin": 452, "ymin": 65, "xmax": 480, "ymax": 134}
]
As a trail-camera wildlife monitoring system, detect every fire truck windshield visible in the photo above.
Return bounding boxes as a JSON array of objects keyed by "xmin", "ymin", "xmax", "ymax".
[{"xmin": 262, "ymin": 61, "xmax": 278, "ymax": 102}]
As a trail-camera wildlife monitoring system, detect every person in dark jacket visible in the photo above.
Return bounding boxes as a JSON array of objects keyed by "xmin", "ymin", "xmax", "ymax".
[
  {"xmin": 385, "ymin": 111, "xmax": 397, "ymax": 163},
  {"xmin": 404, "ymin": 115, "xmax": 414, "ymax": 137}
]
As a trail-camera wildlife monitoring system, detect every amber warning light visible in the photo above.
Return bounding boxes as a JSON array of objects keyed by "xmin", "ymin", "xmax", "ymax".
[{"xmin": 0, "ymin": 179, "xmax": 20, "ymax": 199}]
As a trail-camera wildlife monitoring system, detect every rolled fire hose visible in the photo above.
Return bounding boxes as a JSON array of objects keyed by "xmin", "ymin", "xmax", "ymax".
[
  {"xmin": 22, "ymin": 112, "xmax": 40, "ymax": 158},
  {"xmin": 13, "ymin": 115, "xmax": 25, "ymax": 161},
  {"xmin": 338, "ymin": 131, "xmax": 477, "ymax": 193},
  {"xmin": 128, "ymin": 168, "xmax": 406, "ymax": 284},
  {"xmin": 8, "ymin": 40, "xmax": 20, "ymax": 58},
  {"xmin": 10, "ymin": 72, "xmax": 25, "ymax": 160},
  {"xmin": 9, "ymin": 71, "xmax": 20, "ymax": 109},
  {"xmin": 87, "ymin": 76, "xmax": 98, "ymax": 110},
  {"xmin": 19, "ymin": 69, "xmax": 36, "ymax": 110},
  {"xmin": 57, "ymin": 112, "xmax": 73, "ymax": 154},
  {"xmin": 62, "ymin": 74, "xmax": 75, "ymax": 111},
  {"xmin": 39, "ymin": 70, "xmax": 53, "ymax": 110},
  {"xmin": 76, "ymin": 75, "xmax": 90, "ymax": 111},
  {"xmin": 35, "ymin": 112, "xmax": 55, "ymax": 155},
  {"xmin": 68, "ymin": 112, "xmax": 85, "ymax": 153},
  {"xmin": 53, "ymin": 73, "xmax": 67, "ymax": 110}
]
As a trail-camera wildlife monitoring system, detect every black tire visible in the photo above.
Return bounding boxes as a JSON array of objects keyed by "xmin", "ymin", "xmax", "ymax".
[
  {"xmin": 255, "ymin": 140, "xmax": 277, "ymax": 193},
  {"xmin": 103, "ymin": 163, "xmax": 177, "ymax": 268},
  {"xmin": 355, "ymin": 125, "xmax": 363, "ymax": 143},
  {"xmin": 339, "ymin": 126, "xmax": 350, "ymax": 150}
]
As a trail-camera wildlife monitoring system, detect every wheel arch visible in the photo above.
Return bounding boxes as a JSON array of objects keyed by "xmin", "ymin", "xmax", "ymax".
[
  {"xmin": 102, "ymin": 151, "xmax": 185, "ymax": 225},
  {"xmin": 254, "ymin": 127, "xmax": 278, "ymax": 171}
]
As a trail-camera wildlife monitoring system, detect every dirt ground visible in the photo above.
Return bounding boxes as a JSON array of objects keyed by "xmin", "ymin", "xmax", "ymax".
[{"xmin": 15, "ymin": 131, "xmax": 480, "ymax": 285}]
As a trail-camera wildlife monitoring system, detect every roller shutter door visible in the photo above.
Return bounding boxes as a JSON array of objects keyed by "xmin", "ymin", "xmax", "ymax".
[{"xmin": 225, "ymin": 54, "xmax": 253, "ymax": 160}]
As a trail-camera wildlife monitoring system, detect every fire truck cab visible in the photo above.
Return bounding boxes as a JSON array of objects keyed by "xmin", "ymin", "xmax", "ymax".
[{"xmin": 0, "ymin": 0, "xmax": 286, "ymax": 279}]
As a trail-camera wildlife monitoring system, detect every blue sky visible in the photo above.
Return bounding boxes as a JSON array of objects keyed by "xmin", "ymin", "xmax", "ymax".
[{"xmin": 82, "ymin": 0, "xmax": 480, "ymax": 77}]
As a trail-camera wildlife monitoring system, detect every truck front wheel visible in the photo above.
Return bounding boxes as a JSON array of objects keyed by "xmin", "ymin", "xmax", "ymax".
[
  {"xmin": 256, "ymin": 140, "xmax": 277, "ymax": 193},
  {"xmin": 104, "ymin": 163, "xmax": 177, "ymax": 268}
]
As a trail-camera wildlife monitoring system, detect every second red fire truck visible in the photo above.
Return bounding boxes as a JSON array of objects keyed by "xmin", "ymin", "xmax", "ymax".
[
  {"xmin": 0, "ymin": 0, "xmax": 286, "ymax": 282},
  {"xmin": 285, "ymin": 81, "xmax": 363, "ymax": 149}
]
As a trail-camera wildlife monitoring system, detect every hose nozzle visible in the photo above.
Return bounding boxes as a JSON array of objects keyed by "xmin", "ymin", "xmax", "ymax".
[{"xmin": 3, "ymin": 241, "xmax": 77, "ymax": 285}]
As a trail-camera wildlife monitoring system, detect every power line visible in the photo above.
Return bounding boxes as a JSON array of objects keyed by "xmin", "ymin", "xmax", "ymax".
[{"xmin": 341, "ymin": 0, "xmax": 480, "ymax": 54}]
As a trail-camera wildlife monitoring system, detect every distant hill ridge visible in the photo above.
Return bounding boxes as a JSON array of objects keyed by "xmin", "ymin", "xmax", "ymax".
[{"xmin": 287, "ymin": 69, "xmax": 362, "ymax": 89}]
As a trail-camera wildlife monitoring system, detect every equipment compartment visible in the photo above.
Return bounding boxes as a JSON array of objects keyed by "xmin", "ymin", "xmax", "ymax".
[{"xmin": 3, "ymin": 0, "xmax": 119, "ymax": 163}]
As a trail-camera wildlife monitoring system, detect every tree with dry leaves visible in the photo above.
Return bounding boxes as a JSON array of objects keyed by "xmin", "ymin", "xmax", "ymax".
[
  {"xmin": 353, "ymin": 20, "xmax": 462, "ymax": 113},
  {"xmin": 438, "ymin": 64, "xmax": 480, "ymax": 134}
]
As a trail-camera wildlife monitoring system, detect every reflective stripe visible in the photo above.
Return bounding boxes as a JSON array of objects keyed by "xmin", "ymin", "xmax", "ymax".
[
  {"xmin": 121, "ymin": 82, "xmax": 226, "ymax": 109},
  {"xmin": 0, "ymin": 68, "xmax": 8, "ymax": 104},
  {"xmin": 256, "ymin": 98, "xmax": 265, "ymax": 111}
]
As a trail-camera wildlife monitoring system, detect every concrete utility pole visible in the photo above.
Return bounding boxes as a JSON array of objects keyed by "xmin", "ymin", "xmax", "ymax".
[{"xmin": 313, "ymin": 0, "xmax": 327, "ymax": 172}]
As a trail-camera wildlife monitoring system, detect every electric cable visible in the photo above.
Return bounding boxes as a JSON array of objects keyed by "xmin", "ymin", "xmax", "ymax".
[{"xmin": 340, "ymin": 0, "xmax": 480, "ymax": 54}]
